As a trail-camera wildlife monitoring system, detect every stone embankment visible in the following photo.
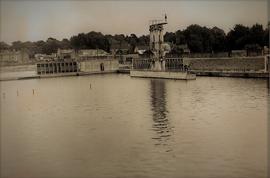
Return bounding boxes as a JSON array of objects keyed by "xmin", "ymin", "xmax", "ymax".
[{"xmin": 183, "ymin": 56, "xmax": 269, "ymax": 78}]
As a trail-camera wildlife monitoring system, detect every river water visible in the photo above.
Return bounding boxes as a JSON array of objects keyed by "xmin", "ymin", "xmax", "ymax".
[{"xmin": 0, "ymin": 74, "xmax": 268, "ymax": 178}]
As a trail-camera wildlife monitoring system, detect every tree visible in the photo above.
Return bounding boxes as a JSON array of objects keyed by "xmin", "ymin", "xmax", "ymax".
[
  {"xmin": 248, "ymin": 24, "xmax": 265, "ymax": 47},
  {"xmin": 60, "ymin": 39, "xmax": 72, "ymax": 49},
  {"xmin": 42, "ymin": 38, "xmax": 61, "ymax": 54},
  {"xmin": 264, "ymin": 27, "xmax": 269, "ymax": 47},
  {"xmin": 125, "ymin": 34, "xmax": 138, "ymax": 53},
  {"xmin": 70, "ymin": 31, "xmax": 110, "ymax": 52},
  {"xmin": 138, "ymin": 35, "xmax": 149, "ymax": 46},
  {"xmin": 175, "ymin": 30, "xmax": 186, "ymax": 45},
  {"xmin": 0, "ymin": 42, "xmax": 10, "ymax": 50},
  {"xmin": 211, "ymin": 27, "xmax": 226, "ymax": 52},
  {"xmin": 226, "ymin": 24, "xmax": 249, "ymax": 50},
  {"xmin": 11, "ymin": 41, "xmax": 23, "ymax": 51},
  {"xmin": 184, "ymin": 25, "xmax": 205, "ymax": 53},
  {"xmin": 164, "ymin": 32, "xmax": 176, "ymax": 44}
]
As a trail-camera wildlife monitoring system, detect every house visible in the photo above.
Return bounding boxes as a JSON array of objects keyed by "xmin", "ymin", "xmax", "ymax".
[
  {"xmin": 134, "ymin": 45, "xmax": 149, "ymax": 55},
  {"xmin": 78, "ymin": 49, "xmax": 109, "ymax": 57},
  {"xmin": 57, "ymin": 49, "xmax": 76, "ymax": 59},
  {"xmin": 177, "ymin": 44, "xmax": 190, "ymax": 54},
  {"xmin": 139, "ymin": 50, "xmax": 154, "ymax": 58},
  {"xmin": 119, "ymin": 54, "xmax": 139, "ymax": 64},
  {"xmin": 110, "ymin": 42, "xmax": 130, "ymax": 55},
  {"xmin": 35, "ymin": 53, "xmax": 57, "ymax": 61},
  {"xmin": 0, "ymin": 50, "xmax": 30, "ymax": 65}
]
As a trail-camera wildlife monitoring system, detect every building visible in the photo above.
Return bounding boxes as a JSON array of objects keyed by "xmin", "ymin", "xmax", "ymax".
[
  {"xmin": 118, "ymin": 54, "xmax": 139, "ymax": 64},
  {"xmin": 110, "ymin": 42, "xmax": 130, "ymax": 56},
  {"xmin": 37, "ymin": 61, "xmax": 79, "ymax": 75},
  {"xmin": 0, "ymin": 50, "xmax": 30, "ymax": 65},
  {"xmin": 148, "ymin": 18, "xmax": 168, "ymax": 70},
  {"xmin": 57, "ymin": 49, "xmax": 76, "ymax": 59},
  {"xmin": 80, "ymin": 58, "xmax": 119, "ymax": 73},
  {"xmin": 130, "ymin": 15, "xmax": 196, "ymax": 80},
  {"xmin": 35, "ymin": 53, "xmax": 57, "ymax": 61},
  {"xmin": 134, "ymin": 45, "xmax": 149, "ymax": 55},
  {"xmin": 78, "ymin": 49, "xmax": 109, "ymax": 57}
]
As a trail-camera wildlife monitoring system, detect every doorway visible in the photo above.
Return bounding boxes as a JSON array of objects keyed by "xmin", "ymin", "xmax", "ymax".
[{"xmin": 100, "ymin": 63, "xmax": 104, "ymax": 71}]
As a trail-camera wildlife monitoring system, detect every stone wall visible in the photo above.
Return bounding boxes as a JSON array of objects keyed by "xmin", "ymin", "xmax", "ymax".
[
  {"xmin": 184, "ymin": 57, "xmax": 265, "ymax": 72},
  {"xmin": 80, "ymin": 59, "xmax": 119, "ymax": 72}
]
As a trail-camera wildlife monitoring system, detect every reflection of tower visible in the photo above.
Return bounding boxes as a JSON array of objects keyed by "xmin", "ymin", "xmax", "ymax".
[
  {"xmin": 149, "ymin": 15, "xmax": 168, "ymax": 71},
  {"xmin": 150, "ymin": 80, "xmax": 171, "ymax": 145}
]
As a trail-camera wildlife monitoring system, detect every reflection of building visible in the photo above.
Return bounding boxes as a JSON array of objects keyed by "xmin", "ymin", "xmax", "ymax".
[{"xmin": 150, "ymin": 80, "xmax": 171, "ymax": 144}]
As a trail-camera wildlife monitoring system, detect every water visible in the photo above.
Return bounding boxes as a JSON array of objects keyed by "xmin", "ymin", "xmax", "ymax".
[{"xmin": 0, "ymin": 74, "xmax": 268, "ymax": 178}]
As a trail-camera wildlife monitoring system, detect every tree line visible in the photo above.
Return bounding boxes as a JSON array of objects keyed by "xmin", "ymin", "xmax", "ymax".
[
  {"xmin": 0, "ymin": 23, "xmax": 268, "ymax": 56},
  {"xmin": 165, "ymin": 24, "xmax": 268, "ymax": 54}
]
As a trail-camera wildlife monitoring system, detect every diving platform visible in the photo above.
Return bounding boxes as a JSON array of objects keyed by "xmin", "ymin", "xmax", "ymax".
[{"xmin": 130, "ymin": 15, "xmax": 196, "ymax": 80}]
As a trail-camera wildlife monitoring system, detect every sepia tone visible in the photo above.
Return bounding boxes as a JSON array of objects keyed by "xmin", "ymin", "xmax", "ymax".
[{"xmin": 0, "ymin": 0, "xmax": 269, "ymax": 178}]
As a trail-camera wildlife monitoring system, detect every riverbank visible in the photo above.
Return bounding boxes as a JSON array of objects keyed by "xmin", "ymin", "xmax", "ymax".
[
  {"xmin": 118, "ymin": 69, "xmax": 269, "ymax": 78},
  {"xmin": 0, "ymin": 70, "xmax": 118, "ymax": 81},
  {"xmin": 1, "ymin": 56, "xmax": 269, "ymax": 81}
]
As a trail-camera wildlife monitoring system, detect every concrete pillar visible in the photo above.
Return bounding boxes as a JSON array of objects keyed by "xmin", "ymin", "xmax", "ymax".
[{"xmin": 265, "ymin": 55, "xmax": 269, "ymax": 72}]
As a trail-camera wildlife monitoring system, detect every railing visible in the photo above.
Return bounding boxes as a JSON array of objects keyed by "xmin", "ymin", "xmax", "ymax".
[
  {"xmin": 77, "ymin": 55, "xmax": 116, "ymax": 61},
  {"xmin": 132, "ymin": 58, "xmax": 189, "ymax": 71},
  {"xmin": 149, "ymin": 19, "xmax": 167, "ymax": 26},
  {"xmin": 132, "ymin": 58, "xmax": 152, "ymax": 70}
]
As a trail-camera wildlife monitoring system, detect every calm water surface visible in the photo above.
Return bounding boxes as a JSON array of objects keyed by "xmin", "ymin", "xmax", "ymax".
[{"xmin": 0, "ymin": 74, "xmax": 268, "ymax": 178}]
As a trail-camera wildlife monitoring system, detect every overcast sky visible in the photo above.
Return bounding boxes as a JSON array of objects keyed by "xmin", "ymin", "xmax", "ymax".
[{"xmin": 0, "ymin": 0, "xmax": 268, "ymax": 44}]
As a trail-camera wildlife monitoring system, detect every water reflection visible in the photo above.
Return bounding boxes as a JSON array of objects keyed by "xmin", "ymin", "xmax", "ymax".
[{"xmin": 150, "ymin": 79, "xmax": 172, "ymax": 146}]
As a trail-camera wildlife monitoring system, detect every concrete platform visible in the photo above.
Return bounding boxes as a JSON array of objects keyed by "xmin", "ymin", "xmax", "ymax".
[
  {"xmin": 130, "ymin": 70, "xmax": 196, "ymax": 80},
  {"xmin": 191, "ymin": 70, "xmax": 269, "ymax": 78}
]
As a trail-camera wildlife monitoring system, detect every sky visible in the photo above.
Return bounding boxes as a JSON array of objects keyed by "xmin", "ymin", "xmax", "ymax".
[{"xmin": 0, "ymin": 0, "xmax": 268, "ymax": 44}]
